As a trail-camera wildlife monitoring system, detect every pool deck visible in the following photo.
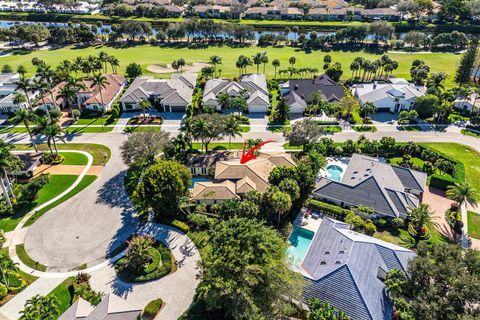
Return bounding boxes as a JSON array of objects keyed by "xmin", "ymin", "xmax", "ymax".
[
  {"xmin": 294, "ymin": 211, "xmax": 323, "ymax": 233},
  {"xmin": 318, "ymin": 157, "xmax": 350, "ymax": 182}
]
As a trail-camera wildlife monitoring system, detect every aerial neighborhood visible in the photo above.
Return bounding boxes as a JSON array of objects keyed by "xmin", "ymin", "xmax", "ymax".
[{"xmin": 0, "ymin": 0, "xmax": 477, "ymax": 319}]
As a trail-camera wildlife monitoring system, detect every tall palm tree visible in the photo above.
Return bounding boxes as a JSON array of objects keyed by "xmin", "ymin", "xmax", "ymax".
[
  {"xmin": 107, "ymin": 56, "xmax": 120, "ymax": 74},
  {"xmin": 58, "ymin": 85, "xmax": 78, "ymax": 123},
  {"xmin": 408, "ymin": 203, "xmax": 438, "ymax": 237},
  {"xmin": 289, "ymin": 56, "xmax": 296, "ymax": 68},
  {"xmin": 36, "ymin": 65, "xmax": 56, "ymax": 110},
  {"xmin": 43, "ymin": 124, "xmax": 64, "ymax": 157},
  {"xmin": 261, "ymin": 52, "xmax": 269, "ymax": 74},
  {"xmin": 139, "ymin": 100, "xmax": 151, "ymax": 119},
  {"xmin": 0, "ymin": 141, "xmax": 21, "ymax": 207},
  {"xmin": 209, "ymin": 55, "xmax": 222, "ymax": 77},
  {"xmin": 15, "ymin": 77, "xmax": 32, "ymax": 110},
  {"xmin": 90, "ymin": 73, "xmax": 109, "ymax": 112},
  {"xmin": 252, "ymin": 52, "xmax": 264, "ymax": 74},
  {"xmin": 0, "ymin": 254, "xmax": 17, "ymax": 289},
  {"xmin": 98, "ymin": 51, "xmax": 109, "ymax": 73},
  {"xmin": 11, "ymin": 109, "xmax": 38, "ymax": 151},
  {"xmin": 272, "ymin": 59, "xmax": 280, "ymax": 78},
  {"xmin": 223, "ymin": 116, "xmax": 242, "ymax": 149},
  {"xmin": 446, "ymin": 182, "xmax": 479, "ymax": 210}
]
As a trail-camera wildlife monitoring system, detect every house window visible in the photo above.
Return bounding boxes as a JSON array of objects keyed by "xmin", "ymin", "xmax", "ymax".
[{"xmin": 201, "ymin": 167, "xmax": 207, "ymax": 175}]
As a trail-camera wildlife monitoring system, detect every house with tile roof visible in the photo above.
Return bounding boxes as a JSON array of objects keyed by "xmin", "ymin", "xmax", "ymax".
[
  {"xmin": 280, "ymin": 74, "xmax": 345, "ymax": 114},
  {"xmin": 352, "ymin": 78, "xmax": 425, "ymax": 113},
  {"xmin": 119, "ymin": 73, "xmax": 197, "ymax": 112},
  {"xmin": 297, "ymin": 217, "xmax": 415, "ymax": 320},
  {"xmin": 243, "ymin": 6, "xmax": 303, "ymax": 19},
  {"xmin": 313, "ymin": 153, "xmax": 427, "ymax": 219},
  {"xmin": 203, "ymin": 74, "xmax": 270, "ymax": 113},
  {"xmin": 36, "ymin": 74, "xmax": 126, "ymax": 112},
  {"xmin": 58, "ymin": 294, "xmax": 142, "ymax": 320},
  {"xmin": 191, "ymin": 152, "xmax": 296, "ymax": 204}
]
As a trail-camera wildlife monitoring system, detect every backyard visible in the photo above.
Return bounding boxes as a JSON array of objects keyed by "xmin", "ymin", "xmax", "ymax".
[{"xmin": 1, "ymin": 45, "xmax": 461, "ymax": 87}]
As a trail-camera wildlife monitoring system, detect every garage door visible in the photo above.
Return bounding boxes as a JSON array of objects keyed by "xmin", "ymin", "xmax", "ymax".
[
  {"xmin": 376, "ymin": 107, "xmax": 391, "ymax": 113},
  {"xmin": 170, "ymin": 105, "xmax": 186, "ymax": 112}
]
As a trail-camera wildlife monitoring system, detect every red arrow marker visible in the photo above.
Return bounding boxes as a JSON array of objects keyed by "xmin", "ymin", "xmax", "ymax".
[{"xmin": 240, "ymin": 140, "xmax": 275, "ymax": 164}]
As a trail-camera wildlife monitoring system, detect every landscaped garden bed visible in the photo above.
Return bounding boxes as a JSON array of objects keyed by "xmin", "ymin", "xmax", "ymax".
[
  {"xmin": 127, "ymin": 116, "xmax": 163, "ymax": 126},
  {"xmin": 143, "ymin": 298, "xmax": 164, "ymax": 320},
  {"xmin": 115, "ymin": 236, "xmax": 176, "ymax": 283}
]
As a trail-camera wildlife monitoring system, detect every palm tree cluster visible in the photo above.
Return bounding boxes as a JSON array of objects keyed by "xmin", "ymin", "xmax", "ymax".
[
  {"xmin": 235, "ymin": 55, "xmax": 253, "ymax": 77},
  {"xmin": 216, "ymin": 92, "xmax": 248, "ymax": 113},
  {"xmin": 350, "ymin": 55, "xmax": 398, "ymax": 82},
  {"xmin": 20, "ymin": 294, "xmax": 59, "ymax": 319},
  {"xmin": 252, "ymin": 51, "xmax": 269, "ymax": 74},
  {"xmin": 171, "ymin": 58, "xmax": 186, "ymax": 73},
  {"xmin": 277, "ymin": 67, "xmax": 320, "ymax": 79},
  {"xmin": 0, "ymin": 141, "xmax": 22, "ymax": 207}
]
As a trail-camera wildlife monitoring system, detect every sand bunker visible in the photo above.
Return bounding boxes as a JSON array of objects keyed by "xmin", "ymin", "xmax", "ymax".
[{"xmin": 147, "ymin": 62, "xmax": 210, "ymax": 74}]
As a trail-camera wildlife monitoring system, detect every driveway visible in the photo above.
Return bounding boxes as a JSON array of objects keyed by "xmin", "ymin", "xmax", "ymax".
[
  {"xmin": 89, "ymin": 223, "xmax": 201, "ymax": 320},
  {"xmin": 423, "ymin": 187, "xmax": 456, "ymax": 240},
  {"xmin": 23, "ymin": 138, "xmax": 140, "ymax": 271}
]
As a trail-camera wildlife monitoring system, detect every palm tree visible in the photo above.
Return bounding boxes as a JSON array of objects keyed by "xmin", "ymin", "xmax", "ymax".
[
  {"xmin": 209, "ymin": 55, "xmax": 222, "ymax": 77},
  {"xmin": 36, "ymin": 65, "xmax": 56, "ymax": 110},
  {"xmin": 177, "ymin": 58, "xmax": 186, "ymax": 72},
  {"xmin": 223, "ymin": 116, "xmax": 242, "ymax": 149},
  {"xmin": 15, "ymin": 77, "xmax": 32, "ymax": 109},
  {"xmin": 408, "ymin": 203, "xmax": 438, "ymax": 237},
  {"xmin": 0, "ymin": 141, "xmax": 21, "ymax": 207},
  {"xmin": 107, "ymin": 56, "xmax": 120, "ymax": 74},
  {"xmin": 252, "ymin": 52, "xmax": 263, "ymax": 74},
  {"xmin": 350, "ymin": 61, "xmax": 360, "ymax": 81},
  {"xmin": 0, "ymin": 254, "xmax": 17, "ymax": 289},
  {"xmin": 98, "ymin": 51, "xmax": 109, "ymax": 73},
  {"xmin": 90, "ymin": 73, "xmax": 109, "ymax": 112},
  {"xmin": 446, "ymin": 182, "xmax": 479, "ymax": 210},
  {"xmin": 232, "ymin": 96, "xmax": 248, "ymax": 113},
  {"xmin": 58, "ymin": 85, "xmax": 78, "ymax": 123},
  {"xmin": 43, "ymin": 124, "xmax": 64, "ymax": 157},
  {"xmin": 272, "ymin": 59, "xmax": 280, "ymax": 78},
  {"xmin": 20, "ymin": 295, "xmax": 59, "ymax": 320},
  {"xmin": 217, "ymin": 92, "xmax": 231, "ymax": 113},
  {"xmin": 11, "ymin": 109, "xmax": 38, "ymax": 151},
  {"xmin": 289, "ymin": 56, "xmax": 296, "ymax": 68},
  {"xmin": 261, "ymin": 52, "xmax": 269, "ymax": 74},
  {"xmin": 139, "ymin": 100, "xmax": 151, "ymax": 119}
]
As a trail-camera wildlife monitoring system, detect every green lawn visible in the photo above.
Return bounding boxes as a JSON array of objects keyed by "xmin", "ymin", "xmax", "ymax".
[
  {"xmin": 352, "ymin": 125, "xmax": 378, "ymax": 132},
  {"xmin": 60, "ymin": 152, "xmax": 88, "ymax": 165},
  {"xmin": 47, "ymin": 277, "xmax": 75, "ymax": 316},
  {"xmin": 0, "ymin": 174, "xmax": 78, "ymax": 232},
  {"xmin": 13, "ymin": 143, "xmax": 111, "ymax": 165},
  {"xmin": 24, "ymin": 175, "xmax": 97, "ymax": 227},
  {"xmin": 191, "ymin": 142, "xmax": 245, "ymax": 150},
  {"xmin": 16, "ymin": 244, "xmax": 47, "ymax": 272},
  {"xmin": 461, "ymin": 129, "xmax": 480, "ymax": 138},
  {"xmin": 2, "ymin": 44, "xmax": 461, "ymax": 87},
  {"xmin": 468, "ymin": 211, "xmax": 480, "ymax": 239},
  {"xmin": 419, "ymin": 143, "xmax": 480, "ymax": 191},
  {"xmin": 123, "ymin": 126, "xmax": 162, "ymax": 133},
  {"xmin": 374, "ymin": 225, "xmax": 450, "ymax": 247},
  {"xmin": 0, "ymin": 127, "xmax": 29, "ymax": 134},
  {"xmin": 75, "ymin": 115, "xmax": 119, "ymax": 126},
  {"xmin": 64, "ymin": 126, "xmax": 114, "ymax": 134}
]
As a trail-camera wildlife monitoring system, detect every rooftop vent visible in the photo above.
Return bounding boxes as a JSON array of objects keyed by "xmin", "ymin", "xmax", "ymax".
[
  {"xmin": 325, "ymin": 251, "xmax": 330, "ymax": 255},
  {"xmin": 320, "ymin": 261, "xmax": 327, "ymax": 265},
  {"xmin": 339, "ymin": 250, "xmax": 345, "ymax": 254},
  {"xmin": 335, "ymin": 261, "xmax": 341, "ymax": 264}
]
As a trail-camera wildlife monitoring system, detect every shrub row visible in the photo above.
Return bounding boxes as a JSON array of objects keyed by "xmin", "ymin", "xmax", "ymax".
[
  {"xmin": 143, "ymin": 298, "xmax": 163, "ymax": 320},
  {"xmin": 429, "ymin": 173, "xmax": 457, "ymax": 190},
  {"xmin": 305, "ymin": 199, "xmax": 354, "ymax": 220}
]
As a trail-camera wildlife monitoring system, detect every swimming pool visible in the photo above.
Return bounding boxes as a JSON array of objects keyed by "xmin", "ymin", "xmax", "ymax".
[
  {"xmin": 326, "ymin": 164, "xmax": 344, "ymax": 181},
  {"xmin": 190, "ymin": 177, "xmax": 210, "ymax": 188},
  {"xmin": 287, "ymin": 227, "xmax": 315, "ymax": 265}
]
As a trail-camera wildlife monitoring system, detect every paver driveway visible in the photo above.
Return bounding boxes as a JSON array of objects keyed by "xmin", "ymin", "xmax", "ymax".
[{"xmin": 23, "ymin": 141, "xmax": 140, "ymax": 271}]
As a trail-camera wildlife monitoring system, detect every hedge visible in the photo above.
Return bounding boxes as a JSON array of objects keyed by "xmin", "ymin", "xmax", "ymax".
[
  {"xmin": 429, "ymin": 173, "xmax": 457, "ymax": 190},
  {"xmin": 305, "ymin": 199, "xmax": 354, "ymax": 220},
  {"xmin": 143, "ymin": 298, "xmax": 163, "ymax": 320}
]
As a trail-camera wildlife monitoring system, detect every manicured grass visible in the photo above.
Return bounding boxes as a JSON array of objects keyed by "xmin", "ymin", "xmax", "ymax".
[
  {"xmin": 352, "ymin": 125, "xmax": 377, "ymax": 132},
  {"xmin": 0, "ymin": 174, "xmax": 78, "ymax": 232},
  {"xmin": 399, "ymin": 125, "xmax": 422, "ymax": 131},
  {"xmin": 191, "ymin": 142, "xmax": 245, "ymax": 150},
  {"xmin": 0, "ymin": 127, "xmax": 29, "ymax": 134},
  {"xmin": 13, "ymin": 143, "xmax": 111, "ymax": 165},
  {"xmin": 419, "ymin": 143, "xmax": 480, "ymax": 191},
  {"xmin": 16, "ymin": 244, "xmax": 47, "ymax": 272},
  {"xmin": 283, "ymin": 143, "xmax": 303, "ymax": 150},
  {"xmin": 76, "ymin": 115, "xmax": 119, "ymax": 126},
  {"xmin": 267, "ymin": 125, "xmax": 291, "ymax": 132},
  {"xmin": 123, "ymin": 126, "xmax": 162, "ymax": 133},
  {"xmin": 240, "ymin": 126, "xmax": 250, "ymax": 132},
  {"xmin": 47, "ymin": 277, "xmax": 75, "ymax": 316},
  {"xmin": 462, "ymin": 128, "xmax": 480, "ymax": 138},
  {"xmin": 2, "ymin": 44, "xmax": 461, "ymax": 87},
  {"xmin": 60, "ymin": 152, "xmax": 88, "ymax": 165},
  {"xmin": 64, "ymin": 126, "xmax": 114, "ymax": 134},
  {"xmin": 24, "ymin": 175, "xmax": 97, "ymax": 227},
  {"xmin": 374, "ymin": 225, "xmax": 450, "ymax": 247},
  {"xmin": 467, "ymin": 211, "xmax": 480, "ymax": 239}
]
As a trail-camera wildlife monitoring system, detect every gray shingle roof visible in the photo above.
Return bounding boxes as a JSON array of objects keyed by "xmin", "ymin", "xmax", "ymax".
[
  {"xmin": 282, "ymin": 74, "xmax": 345, "ymax": 107},
  {"xmin": 313, "ymin": 154, "xmax": 426, "ymax": 218},
  {"xmin": 300, "ymin": 218, "xmax": 415, "ymax": 320}
]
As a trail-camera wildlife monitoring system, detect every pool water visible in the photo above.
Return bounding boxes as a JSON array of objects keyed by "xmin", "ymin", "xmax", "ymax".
[
  {"xmin": 287, "ymin": 227, "xmax": 315, "ymax": 265},
  {"xmin": 326, "ymin": 164, "xmax": 344, "ymax": 181},
  {"xmin": 190, "ymin": 177, "xmax": 210, "ymax": 188}
]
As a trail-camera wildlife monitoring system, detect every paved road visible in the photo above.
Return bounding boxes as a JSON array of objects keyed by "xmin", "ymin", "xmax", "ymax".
[
  {"xmin": 89, "ymin": 223, "xmax": 201, "ymax": 320},
  {"xmin": 22, "ymin": 134, "xmax": 139, "ymax": 271}
]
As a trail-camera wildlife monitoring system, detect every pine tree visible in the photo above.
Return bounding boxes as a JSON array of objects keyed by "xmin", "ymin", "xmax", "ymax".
[{"xmin": 455, "ymin": 37, "xmax": 479, "ymax": 86}]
